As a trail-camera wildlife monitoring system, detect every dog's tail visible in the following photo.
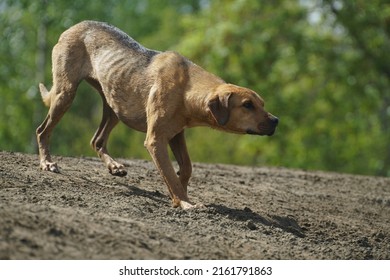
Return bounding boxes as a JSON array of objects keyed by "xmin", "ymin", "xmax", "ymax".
[{"xmin": 39, "ymin": 83, "xmax": 52, "ymax": 107}]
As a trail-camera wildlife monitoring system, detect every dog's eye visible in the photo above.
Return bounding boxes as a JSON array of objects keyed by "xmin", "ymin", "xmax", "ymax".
[{"xmin": 243, "ymin": 101, "xmax": 254, "ymax": 110}]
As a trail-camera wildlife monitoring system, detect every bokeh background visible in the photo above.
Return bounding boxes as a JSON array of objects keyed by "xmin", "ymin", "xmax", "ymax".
[{"xmin": 1, "ymin": 0, "xmax": 389, "ymax": 176}]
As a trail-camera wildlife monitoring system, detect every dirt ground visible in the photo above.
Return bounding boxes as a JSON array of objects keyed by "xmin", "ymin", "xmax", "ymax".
[{"xmin": 0, "ymin": 150, "xmax": 389, "ymax": 259}]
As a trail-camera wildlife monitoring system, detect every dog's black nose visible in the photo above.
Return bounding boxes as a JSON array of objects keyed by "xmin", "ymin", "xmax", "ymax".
[{"xmin": 269, "ymin": 115, "xmax": 279, "ymax": 126}]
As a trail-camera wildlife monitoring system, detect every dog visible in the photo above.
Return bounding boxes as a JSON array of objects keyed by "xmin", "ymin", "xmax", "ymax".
[{"xmin": 36, "ymin": 21, "xmax": 278, "ymax": 209}]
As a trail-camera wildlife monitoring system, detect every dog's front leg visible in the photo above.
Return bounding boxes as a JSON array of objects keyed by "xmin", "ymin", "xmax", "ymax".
[
  {"xmin": 145, "ymin": 133, "xmax": 195, "ymax": 209},
  {"xmin": 169, "ymin": 130, "xmax": 192, "ymax": 194}
]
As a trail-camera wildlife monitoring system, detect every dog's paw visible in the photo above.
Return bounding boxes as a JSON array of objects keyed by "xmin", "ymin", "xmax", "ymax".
[
  {"xmin": 180, "ymin": 201, "xmax": 205, "ymax": 210},
  {"xmin": 40, "ymin": 161, "xmax": 60, "ymax": 173},
  {"xmin": 108, "ymin": 163, "xmax": 127, "ymax": 177}
]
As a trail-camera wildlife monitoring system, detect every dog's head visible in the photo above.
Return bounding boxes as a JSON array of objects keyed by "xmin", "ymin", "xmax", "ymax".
[{"xmin": 207, "ymin": 84, "xmax": 278, "ymax": 136}]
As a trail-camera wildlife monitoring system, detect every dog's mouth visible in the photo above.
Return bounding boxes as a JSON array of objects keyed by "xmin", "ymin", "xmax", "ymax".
[
  {"xmin": 266, "ymin": 129, "xmax": 276, "ymax": 136},
  {"xmin": 246, "ymin": 129, "xmax": 276, "ymax": 136},
  {"xmin": 246, "ymin": 120, "xmax": 278, "ymax": 136},
  {"xmin": 246, "ymin": 129, "xmax": 260, "ymax": 135}
]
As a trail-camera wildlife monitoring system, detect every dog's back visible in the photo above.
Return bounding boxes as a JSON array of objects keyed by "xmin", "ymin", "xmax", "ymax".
[
  {"xmin": 52, "ymin": 21, "xmax": 159, "ymax": 106},
  {"xmin": 59, "ymin": 21, "xmax": 156, "ymax": 55},
  {"xmin": 53, "ymin": 20, "xmax": 158, "ymax": 81}
]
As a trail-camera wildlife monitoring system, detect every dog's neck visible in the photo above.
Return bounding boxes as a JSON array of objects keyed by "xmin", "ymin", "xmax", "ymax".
[
  {"xmin": 183, "ymin": 63, "xmax": 225, "ymax": 128},
  {"xmin": 184, "ymin": 95, "xmax": 218, "ymax": 128}
]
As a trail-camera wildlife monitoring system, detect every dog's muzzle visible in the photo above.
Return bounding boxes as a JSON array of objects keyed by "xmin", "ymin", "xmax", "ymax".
[{"xmin": 247, "ymin": 114, "xmax": 279, "ymax": 136}]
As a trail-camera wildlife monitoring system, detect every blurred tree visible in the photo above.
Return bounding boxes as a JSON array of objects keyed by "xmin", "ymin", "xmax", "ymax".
[
  {"xmin": 176, "ymin": 0, "xmax": 390, "ymax": 176},
  {"xmin": 0, "ymin": 0, "xmax": 388, "ymax": 176},
  {"xmin": 0, "ymin": 0, "xmax": 196, "ymax": 159},
  {"xmin": 320, "ymin": 0, "xmax": 390, "ymax": 175}
]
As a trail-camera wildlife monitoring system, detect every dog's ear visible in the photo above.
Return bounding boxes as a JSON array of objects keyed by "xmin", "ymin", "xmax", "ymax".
[{"xmin": 207, "ymin": 93, "xmax": 232, "ymax": 126}]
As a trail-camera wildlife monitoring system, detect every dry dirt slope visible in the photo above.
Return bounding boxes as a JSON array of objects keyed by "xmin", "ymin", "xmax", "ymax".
[{"xmin": 0, "ymin": 151, "xmax": 389, "ymax": 259}]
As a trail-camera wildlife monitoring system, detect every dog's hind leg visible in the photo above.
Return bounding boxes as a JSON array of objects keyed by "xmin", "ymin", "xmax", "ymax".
[
  {"xmin": 87, "ymin": 79, "xmax": 127, "ymax": 176},
  {"xmin": 36, "ymin": 41, "xmax": 86, "ymax": 172},
  {"xmin": 36, "ymin": 82, "xmax": 78, "ymax": 173}
]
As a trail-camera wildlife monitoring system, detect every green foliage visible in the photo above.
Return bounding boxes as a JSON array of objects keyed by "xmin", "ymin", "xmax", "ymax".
[
  {"xmin": 0, "ymin": 0, "xmax": 389, "ymax": 176},
  {"xmin": 176, "ymin": 0, "xmax": 390, "ymax": 176}
]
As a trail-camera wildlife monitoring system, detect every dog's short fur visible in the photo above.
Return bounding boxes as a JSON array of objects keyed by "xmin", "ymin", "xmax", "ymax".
[{"xmin": 37, "ymin": 21, "xmax": 278, "ymax": 209}]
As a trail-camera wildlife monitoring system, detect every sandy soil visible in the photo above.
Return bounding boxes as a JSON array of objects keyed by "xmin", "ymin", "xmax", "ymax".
[{"xmin": 0, "ymin": 151, "xmax": 389, "ymax": 259}]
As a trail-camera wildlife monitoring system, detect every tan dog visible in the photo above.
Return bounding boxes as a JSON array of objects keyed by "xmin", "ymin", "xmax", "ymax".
[{"xmin": 36, "ymin": 21, "xmax": 278, "ymax": 209}]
